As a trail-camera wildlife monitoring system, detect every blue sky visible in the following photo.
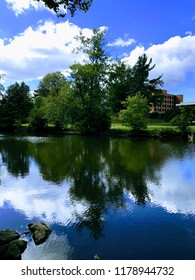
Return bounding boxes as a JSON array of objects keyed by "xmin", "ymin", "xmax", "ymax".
[{"xmin": 0, "ymin": 0, "xmax": 195, "ymax": 101}]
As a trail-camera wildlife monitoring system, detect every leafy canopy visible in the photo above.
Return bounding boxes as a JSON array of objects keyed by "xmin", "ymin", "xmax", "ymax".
[
  {"xmin": 69, "ymin": 28, "xmax": 111, "ymax": 133},
  {"xmin": 108, "ymin": 54, "xmax": 164, "ymax": 114},
  {"xmin": 35, "ymin": 0, "xmax": 93, "ymax": 17},
  {"xmin": 119, "ymin": 94, "xmax": 150, "ymax": 131},
  {"xmin": 35, "ymin": 71, "xmax": 68, "ymax": 97},
  {"xmin": 0, "ymin": 82, "xmax": 33, "ymax": 129}
]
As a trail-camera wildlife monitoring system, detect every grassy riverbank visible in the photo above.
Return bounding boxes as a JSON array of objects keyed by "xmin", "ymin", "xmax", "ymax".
[{"xmin": 110, "ymin": 120, "xmax": 195, "ymax": 135}]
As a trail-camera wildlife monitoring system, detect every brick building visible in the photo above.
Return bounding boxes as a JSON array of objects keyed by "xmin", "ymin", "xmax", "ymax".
[{"xmin": 151, "ymin": 90, "xmax": 183, "ymax": 113}]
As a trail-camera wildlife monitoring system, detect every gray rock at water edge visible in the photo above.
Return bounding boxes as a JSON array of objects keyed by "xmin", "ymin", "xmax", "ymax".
[
  {"xmin": 0, "ymin": 239, "xmax": 27, "ymax": 260},
  {"xmin": 28, "ymin": 222, "xmax": 52, "ymax": 245},
  {"xmin": 0, "ymin": 229, "xmax": 20, "ymax": 246}
]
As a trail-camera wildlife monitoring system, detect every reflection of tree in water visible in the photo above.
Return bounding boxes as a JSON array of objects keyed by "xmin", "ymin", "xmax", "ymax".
[
  {"xmin": 0, "ymin": 134, "xmax": 189, "ymax": 239},
  {"xmin": 75, "ymin": 205, "xmax": 105, "ymax": 240},
  {"xmin": 0, "ymin": 138, "xmax": 30, "ymax": 177},
  {"xmin": 69, "ymin": 138, "xmax": 173, "ymax": 239},
  {"xmin": 104, "ymin": 139, "xmax": 168, "ymax": 205}
]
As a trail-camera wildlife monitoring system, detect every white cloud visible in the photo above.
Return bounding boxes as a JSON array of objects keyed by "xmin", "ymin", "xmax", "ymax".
[
  {"xmin": 0, "ymin": 20, "xmax": 95, "ymax": 81},
  {"xmin": 5, "ymin": 0, "xmax": 46, "ymax": 15},
  {"xmin": 108, "ymin": 37, "xmax": 136, "ymax": 47},
  {"xmin": 123, "ymin": 35, "xmax": 195, "ymax": 88}
]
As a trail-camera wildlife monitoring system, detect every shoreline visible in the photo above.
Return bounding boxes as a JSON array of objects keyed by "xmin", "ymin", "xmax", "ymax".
[{"xmin": 0, "ymin": 126, "xmax": 194, "ymax": 142}]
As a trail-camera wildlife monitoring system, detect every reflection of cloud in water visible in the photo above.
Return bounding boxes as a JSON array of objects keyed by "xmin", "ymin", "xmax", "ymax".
[
  {"xmin": 22, "ymin": 232, "xmax": 73, "ymax": 260},
  {"xmin": 0, "ymin": 163, "xmax": 87, "ymax": 225},
  {"xmin": 147, "ymin": 157, "xmax": 195, "ymax": 214}
]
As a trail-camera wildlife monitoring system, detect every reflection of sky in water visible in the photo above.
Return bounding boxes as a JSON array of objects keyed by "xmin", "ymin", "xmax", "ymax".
[
  {"xmin": 0, "ymin": 139, "xmax": 195, "ymax": 260},
  {"xmin": 0, "ymin": 159, "xmax": 87, "ymax": 226},
  {"xmin": 0, "ymin": 150, "xmax": 194, "ymax": 227},
  {"xmin": 22, "ymin": 232, "xmax": 73, "ymax": 260},
  {"xmin": 147, "ymin": 155, "xmax": 195, "ymax": 214}
]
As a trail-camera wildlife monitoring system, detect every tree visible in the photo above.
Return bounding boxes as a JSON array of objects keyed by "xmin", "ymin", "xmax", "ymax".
[
  {"xmin": 69, "ymin": 28, "xmax": 111, "ymax": 133},
  {"xmin": 0, "ymin": 82, "xmax": 33, "ymax": 129},
  {"xmin": 107, "ymin": 54, "xmax": 163, "ymax": 115},
  {"xmin": 28, "ymin": 97, "xmax": 48, "ymax": 131},
  {"xmin": 107, "ymin": 61, "xmax": 133, "ymax": 114},
  {"xmin": 35, "ymin": 0, "xmax": 93, "ymax": 17},
  {"xmin": 119, "ymin": 93, "xmax": 150, "ymax": 131},
  {"xmin": 170, "ymin": 108, "xmax": 192, "ymax": 134},
  {"xmin": 35, "ymin": 71, "xmax": 68, "ymax": 97},
  {"xmin": 35, "ymin": 72, "xmax": 73, "ymax": 129},
  {"xmin": 131, "ymin": 54, "xmax": 163, "ymax": 101},
  {"xmin": 44, "ymin": 89, "xmax": 72, "ymax": 130}
]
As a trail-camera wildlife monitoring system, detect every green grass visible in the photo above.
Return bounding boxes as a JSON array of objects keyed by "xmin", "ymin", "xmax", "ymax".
[
  {"xmin": 110, "ymin": 123, "xmax": 131, "ymax": 132},
  {"xmin": 111, "ymin": 119, "xmax": 195, "ymax": 134}
]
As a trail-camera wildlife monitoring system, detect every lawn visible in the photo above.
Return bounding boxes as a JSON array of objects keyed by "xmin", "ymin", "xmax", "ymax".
[{"xmin": 110, "ymin": 119, "xmax": 195, "ymax": 133}]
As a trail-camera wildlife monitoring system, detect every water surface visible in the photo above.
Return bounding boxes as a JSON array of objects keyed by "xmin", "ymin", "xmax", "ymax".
[{"xmin": 0, "ymin": 134, "xmax": 195, "ymax": 260}]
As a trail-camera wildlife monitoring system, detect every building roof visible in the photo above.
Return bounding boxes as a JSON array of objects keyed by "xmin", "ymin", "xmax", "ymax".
[{"xmin": 176, "ymin": 101, "xmax": 195, "ymax": 106}]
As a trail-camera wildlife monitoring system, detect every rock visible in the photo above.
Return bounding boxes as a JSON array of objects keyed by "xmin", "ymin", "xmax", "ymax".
[
  {"xmin": 0, "ymin": 239, "xmax": 27, "ymax": 260},
  {"xmin": 0, "ymin": 229, "xmax": 20, "ymax": 246},
  {"xmin": 94, "ymin": 254, "xmax": 101, "ymax": 260},
  {"xmin": 28, "ymin": 222, "xmax": 52, "ymax": 245}
]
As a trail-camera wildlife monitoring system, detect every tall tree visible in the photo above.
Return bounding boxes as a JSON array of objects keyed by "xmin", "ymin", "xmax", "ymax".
[
  {"xmin": 107, "ymin": 54, "xmax": 164, "ymax": 115},
  {"xmin": 107, "ymin": 61, "xmax": 133, "ymax": 114},
  {"xmin": 35, "ymin": 0, "xmax": 93, "ymax": 17},
  {"xmin": 32, "ymin": 72, "xmax": 72, "ymax": 129},
  {"xmin": 0, "ymin": 82, "xmax": 33, "ymax": 129},
  {"xmin": 69, "ymin": 28, "xmax": 111, "ymax": 133},
  {"xmin": 131, "ymin": 54, "xmax": 163, "ymax": 102},
  {"xmin": 35, "ymin": 71, "xmax": 68, "ymax": 97}
]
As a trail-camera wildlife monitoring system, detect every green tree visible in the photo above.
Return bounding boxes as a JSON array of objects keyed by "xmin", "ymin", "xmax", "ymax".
[
  {"xmin": 119, "ymin": 94, "xmax": 150, "ymax": 131},
  {"xmin": 0, "ymin": 82, "xmax": 33, "ymax": 129},
  {"xmin": 107, "ymin": 61, "xmax": 133, "ymax": 114},
  {"xmin": 44, "ymin": 90, "xmax": 73, "ymax": 130},
  {"xmin": 35, "ymin": 71, "xmax": 67, "ymax": 97},
  {"xmin": 171, "ymin": 108, "xmax": 192, "ymax": 134},
  {"xmin": 35, "ymin": 0, "xmax": 93, "ymax": 17},
  {"xmin": 28, "ymin": 97, "xmax": 48, "ymax": 131},
  {"xmin": 131, "ymin": 54, "xmax": 163, "ymax": 101},
  {"xmin": 69, "ymin": 28, "xmax": 111, "ymax": 133},
  {"xmin": 107, "ymin": 54, "xmax": 163, "ymax": 115}
]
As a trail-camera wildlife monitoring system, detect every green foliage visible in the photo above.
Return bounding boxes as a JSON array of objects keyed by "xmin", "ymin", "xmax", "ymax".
[
  {"xmin": 163, "ymin": 107, "xmax": 181, "ymax": 122},
  {"xmin": 35, "ymin": 71, "xmax": 68, "ymax": 97},
  {"xmin": 34, "ymin": 72, "xmax": 73, "ymax": 130},
  {"xmin": 119, "ymin": 94, "xmax": 150, "ymax": 131},
  {"xmin": 35, "ymin": 0, "xmax": 93, "ymax": 17},
  {"xmin": 28, "ymin": 97, "xmax": 48, "ymax": 131},
  {"xmin": 69, "ymin": 28, "xmax": 111, "ymax": 133},
  {"xmin": 170, "ymin": 108, "xmax": 191, "ymax": 134},
  {"xmin": 74, "ymin": 28, "xmax": 108, "ymax": 64},
  {"xmin": 107, "ymin": 54, "xmax": 163, "ymax": 115},
  {"xmin": 0, "ymin": 82, "xmax": 33, "ymax": 130},
  {"xmin": 131, "ymin": 54, "xmax": 163, "ymax": 99},
  {"xmin": 45, "ymin": 91, "xmax": 73, "ymax": 130},
  {"xmin": 107, "ymin": 61, "xmax": 133, "ymax": 114}
]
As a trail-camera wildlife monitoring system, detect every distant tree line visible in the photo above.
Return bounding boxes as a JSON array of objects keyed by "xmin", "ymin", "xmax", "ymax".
[{"xmin": 0, "ymin": 28, "xmax": 168, "ymax": 133}]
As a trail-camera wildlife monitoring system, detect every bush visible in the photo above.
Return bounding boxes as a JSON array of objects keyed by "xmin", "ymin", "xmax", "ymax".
[{"xmin": 119, "ymin": 94, "xmax": 150, "ymax": 131}]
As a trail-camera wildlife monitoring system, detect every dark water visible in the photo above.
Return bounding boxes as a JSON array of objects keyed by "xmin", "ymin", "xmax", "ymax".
[{"xmin": 0, "ymin": 134, "xmax": 195, "ymax": 260}]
